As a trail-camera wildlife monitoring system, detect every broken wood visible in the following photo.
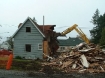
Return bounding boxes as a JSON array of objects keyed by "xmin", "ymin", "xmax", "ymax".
[{"xmin": 42, "ymin": 43, "xmax": 105, "ymax": 73}]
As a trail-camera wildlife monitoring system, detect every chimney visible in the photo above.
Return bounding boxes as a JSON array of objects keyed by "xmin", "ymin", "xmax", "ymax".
[
  {"xmin": 18, "ymin": 23, "xmax": 22, "ymax": 28},
  {"xmin": 33, "ymin": 17, "xmax": 36, "ymax": 22}
]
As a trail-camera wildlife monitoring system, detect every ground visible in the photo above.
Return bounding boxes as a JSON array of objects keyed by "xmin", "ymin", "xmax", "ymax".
[
  {"xmin": 0, "ymin": 58, "xmax": 105, "ymax": 78},
  {"xmin": 0, "ymin": 69, "xmax": 105, "ymax": 78}
]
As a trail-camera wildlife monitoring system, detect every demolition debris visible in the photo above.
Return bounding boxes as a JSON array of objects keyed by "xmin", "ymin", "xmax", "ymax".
[{"xmin": 42, "ymin": 42, "xmax": 105, "ymax": 73}]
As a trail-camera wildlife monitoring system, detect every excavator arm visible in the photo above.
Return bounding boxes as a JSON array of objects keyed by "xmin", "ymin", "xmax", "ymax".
[
  {"xmin": 74, "ymin": 27, "xmax": 90, "ymax": 44},
  {"xmin": 60, "ymin": 24, "xmax": 90, "ymax": 44},
  {"xmin": 61, "ymin": 24, "xmax": 78, "ymax": 35}
]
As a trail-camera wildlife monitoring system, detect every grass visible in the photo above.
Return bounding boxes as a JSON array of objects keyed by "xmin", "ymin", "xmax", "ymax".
[
  {"xmin": 0, "ymin": 58, "xmax": 64, "ymax": 74},
  {"xmin": 11, "ymin": 59, "xmax": 63, "ymax": 73},
  {"xmin": 11, "ymin": 59, "xmax": 43, "ymax": 71}
]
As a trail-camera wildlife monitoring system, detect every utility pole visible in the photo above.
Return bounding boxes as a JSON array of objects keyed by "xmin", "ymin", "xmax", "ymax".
[{"xmin": 43, "ymin": 16, "xmax": 44, "ymax": 32}]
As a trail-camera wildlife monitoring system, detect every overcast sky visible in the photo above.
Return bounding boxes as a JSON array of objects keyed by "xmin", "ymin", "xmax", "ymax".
[{"xmin": 0, "ymin": 0, "xmax": 105, "ymax": 43}]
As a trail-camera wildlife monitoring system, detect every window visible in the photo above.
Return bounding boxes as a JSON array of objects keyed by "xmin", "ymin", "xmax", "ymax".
[
  {"xmin": 25, "ymin": 44, "xmax": 31, "ymax": 52},
  {"xmin": 60, "ymin": 46, "xmax": 65, "ymax": 50},
  {"xmin": 26, "ymin": 27, "xmax": 31, "ymax": 32},
  {"xmin": 38, "ymin": 43, "xmax": 43, "ymax": 50}
]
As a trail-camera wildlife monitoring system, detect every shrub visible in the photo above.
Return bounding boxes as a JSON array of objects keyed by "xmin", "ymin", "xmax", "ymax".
[{"xmin": 15, "ymin": 56, "xmax": 22, "ymax": 59}]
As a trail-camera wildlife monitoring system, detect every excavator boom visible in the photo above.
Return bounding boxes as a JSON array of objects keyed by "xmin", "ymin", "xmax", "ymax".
[
  {"xmin": 61, "ymin": 24, "xmax": 78, "ymax": 35},
  {"xmin": 60, "ymin": 24, "xmax": 90, "ymax": 44}
]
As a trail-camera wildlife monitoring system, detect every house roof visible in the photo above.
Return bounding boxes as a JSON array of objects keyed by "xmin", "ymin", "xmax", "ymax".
[
  {"xmin": 12, "ymin": 17, "xmax": 56, "ymax": 38},
  {"xmin": 58, "ymin": 37, "xmax": 83, "ymax": 46},
  {"xmin": 38, "ymin": 25, "xmax": 56, "ymax": 36},
  {"xmin": 39, "ymin": 25, "xmax": 55, "ymax": 31}
]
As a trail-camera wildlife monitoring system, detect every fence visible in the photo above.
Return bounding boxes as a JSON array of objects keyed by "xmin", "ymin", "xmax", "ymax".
[{"xmin": 0, "ymin": 50, "xmax": 13, "ymax": 70}]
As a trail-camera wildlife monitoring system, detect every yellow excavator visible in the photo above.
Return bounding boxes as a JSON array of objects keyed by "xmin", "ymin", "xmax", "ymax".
[{"xmin": 60, "ymin": 24, "xmax": 90, "ymax": 44}]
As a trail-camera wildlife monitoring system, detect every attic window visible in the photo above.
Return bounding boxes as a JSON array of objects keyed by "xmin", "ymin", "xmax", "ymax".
[
  {"xmin": 25, "ymin": 44, "xmax": 31, "ymax": 52},
  {"xmin": 26, "ymin": 27, "xmax": 31, "ymax": 32}
]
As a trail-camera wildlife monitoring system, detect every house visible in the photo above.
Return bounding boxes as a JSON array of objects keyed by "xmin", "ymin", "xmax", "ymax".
[
  {"xmin": 12, "ymin": 17, "xmax": 59, "ymax": 59},
  {"xmin": 57, "ymin": 37, "xmax": 83, "ymax": 52},
  {"xmin": 0, "ymin": 41, "xmax": 11, "ymax": 50}
]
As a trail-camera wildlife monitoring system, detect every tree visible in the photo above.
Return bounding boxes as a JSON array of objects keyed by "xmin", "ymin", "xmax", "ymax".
[
  {"xmin": 90, "ymin": 9, "xmax": 105, "ymax": 44},
  {"xmin": 6, "ymin": 37, "xmax": 13, "ymax": 49},
  {"xmin": 100, "ymin": 28, "xmax": 105, "ymax": 47},
  {"xmin": 91, "ymin": 9, "xmax": 100, "ymax": 25}
]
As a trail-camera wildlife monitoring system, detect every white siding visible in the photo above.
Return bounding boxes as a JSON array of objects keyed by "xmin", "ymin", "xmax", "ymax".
[{"xmin": 13, "ymin": 19, "xmax": 43, "ymax": 59}]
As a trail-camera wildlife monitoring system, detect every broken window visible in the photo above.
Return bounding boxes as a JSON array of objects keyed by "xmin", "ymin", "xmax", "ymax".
[
  {"xmin": 38, "ymin": 43, "xmax": 43, "ymax": 50},
  {"xmin": 25, "ymin": 44, "xmax": 31, "ymax": 52},
  {"xmin": 26, "ymin": 27, "xmax": 31, "ymax": 32}
]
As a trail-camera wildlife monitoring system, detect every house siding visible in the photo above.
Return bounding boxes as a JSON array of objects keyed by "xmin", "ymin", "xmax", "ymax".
[{"xmin": 13, "ymin": 19, "xmax": 43, "ymax": 59}]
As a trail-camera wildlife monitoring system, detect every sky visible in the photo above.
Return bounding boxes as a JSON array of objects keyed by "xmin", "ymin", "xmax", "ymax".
[{"xmin": 0, "ymin": 0, "xmax": 105, "ymax": 43}]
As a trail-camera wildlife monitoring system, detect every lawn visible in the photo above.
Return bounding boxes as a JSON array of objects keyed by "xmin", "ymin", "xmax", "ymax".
[{"xmin": 11, "ymin": 59, "xmax": 43, "ymax": 71}]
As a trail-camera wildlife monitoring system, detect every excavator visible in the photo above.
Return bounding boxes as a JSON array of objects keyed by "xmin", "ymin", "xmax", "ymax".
[{"xmin": 60, "ymin": 24, "xmax": 90, "ymax": 44}]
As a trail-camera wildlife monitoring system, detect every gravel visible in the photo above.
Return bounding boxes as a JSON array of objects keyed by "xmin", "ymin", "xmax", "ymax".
[{"xmin": 0, "ymin": 69, "xmax": 105, "ymax": 78}]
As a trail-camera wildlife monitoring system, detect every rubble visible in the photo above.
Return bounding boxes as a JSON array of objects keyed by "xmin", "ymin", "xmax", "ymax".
[
  {"xmin": 80, "ymin": 54, "xmax": 89, "ymax": 68},
  {"xmin": 42, "ymin": 42, "xmax": 105, "ymax": 73}
]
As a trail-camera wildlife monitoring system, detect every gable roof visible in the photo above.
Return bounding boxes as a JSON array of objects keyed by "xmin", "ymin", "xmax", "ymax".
[
  {"xmin": 58, "ymin": 37, "xmax": 83, "ymax": 46},
  {"xmin": 28, "ymin": 18, "xmax": 56, "ymax": 36},
  {"xmin": 12, "ymin": 17, "xmax": 45, "ymax": 38}
]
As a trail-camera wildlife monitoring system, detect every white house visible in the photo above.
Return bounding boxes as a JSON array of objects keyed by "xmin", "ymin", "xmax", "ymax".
[{"xmin": 0, "ymin": 42, "xmax": 11, "ymax": 50}]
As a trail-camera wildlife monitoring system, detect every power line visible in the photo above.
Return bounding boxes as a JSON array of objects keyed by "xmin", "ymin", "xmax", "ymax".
[{"xmin": 55, "ymin": 26, "xmax": 92, "ymax": 29}]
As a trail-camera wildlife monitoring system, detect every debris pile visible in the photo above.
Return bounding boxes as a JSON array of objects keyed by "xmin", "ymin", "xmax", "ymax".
[{"xmin": 43, "ymin": 43, "xmax": 105, "ymax": 73}]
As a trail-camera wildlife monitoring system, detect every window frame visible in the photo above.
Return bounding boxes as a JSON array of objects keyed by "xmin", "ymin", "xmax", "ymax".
[
  {"xmin": 26, "ymin": 27, "xmax": 31, "ymax": 32},
  {"xmin": 38, "ymin": 43, "xmax": 43, "ymax": 50},
  {"xmin": 59, "ymin": 46, "xmax": 65, "ymax": 51},
  {"xmin": 25, "ymin": 44, "xmax": 31, "ymax": 52}
]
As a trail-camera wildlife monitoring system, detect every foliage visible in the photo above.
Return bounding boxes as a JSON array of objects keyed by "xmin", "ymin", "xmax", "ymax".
[
  {"xmin": 15, "ymin": 56, "xmax": 23, "ymax": 59},
  {"xmin": 90, "ymin": 9, "xmax": 105, "ymax": 44},
  {"xmin": 100, "ymin": 28, "xmax": 105, "ymax": 47},
  {"xmin": 91, "ymin": 9, "xmax": 100, "ymax": 25},
  {"xmin": 6, "ymin": 37, "xmax": 13, "ymax": 49}
]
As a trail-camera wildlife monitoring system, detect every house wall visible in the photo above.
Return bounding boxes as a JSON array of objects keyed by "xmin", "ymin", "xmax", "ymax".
[{"xmin": 13, "ymin": 19, "xmax": 43, "ymax": 59}]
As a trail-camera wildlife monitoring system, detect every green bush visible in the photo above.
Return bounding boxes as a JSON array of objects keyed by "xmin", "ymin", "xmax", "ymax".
[{"xmin": 15, "ymin": 56, "xmax": 22, "ymax": 59}]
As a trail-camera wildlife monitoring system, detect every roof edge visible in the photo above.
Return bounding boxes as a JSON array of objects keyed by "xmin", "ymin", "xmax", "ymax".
[{"xmin": 12, "ymin": 17, "xmax": 45, "ymax": 38}]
